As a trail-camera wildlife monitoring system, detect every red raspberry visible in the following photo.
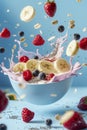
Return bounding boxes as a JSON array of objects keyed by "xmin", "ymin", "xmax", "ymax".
[
  {"xmin": 0, "ymin": 90, "xmax": 8, "ymax": 112},
  {"xmin": 46, "ymin": 73, "xmax": 55, "ymax": 81},
  {"xmin": 23, "ymin": 70, "xmax": 32, "ymax": 81},
  {"xmin": 79, "ymin": 37, "xmax": 87, "ymax": 50},
  {"xmin": 19, "ymin": 56, "xmax": 29, "ymax": 63},
  {"xmin": 21, "ymin": 107, "xmax": 34, "ymax": 123},
  {"xmin": 78, "ymin": 96, "xmax": 87, "ymax": 110},
  {"xmin": 32, "ymin": 34, "xmax": 45, "ymax": 46},
  {"xmin": 0, "ymin": 28, "xmax": 11, "ymax": 38}
]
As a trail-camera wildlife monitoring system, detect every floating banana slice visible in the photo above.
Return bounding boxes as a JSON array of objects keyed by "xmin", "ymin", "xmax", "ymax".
[
  {"xmin": 66, "ymin": 40, "xmax": 79, "ymax": 56},
  {"xmin": 13, "ymin": 62, "xmax": 26, "ymax": 72},
  {"xmin": 38, "ymin": 59, "xmax": 56, "ymax": 74},
  {"xmin": 25, "ymin": 59, "xmax": 38, "ymax": 71},
  {"xmin": 20, "ymin": 6, "xmax": 35, "ymax": 22},
  {"xmin": 54, "ymin": 58, "xmax": 70, "ymax": 73}
]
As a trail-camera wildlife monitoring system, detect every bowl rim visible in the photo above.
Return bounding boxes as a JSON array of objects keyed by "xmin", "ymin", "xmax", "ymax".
[{"xmin": 9, "ymin": 76, "xmax": 72, "ymax": 86}]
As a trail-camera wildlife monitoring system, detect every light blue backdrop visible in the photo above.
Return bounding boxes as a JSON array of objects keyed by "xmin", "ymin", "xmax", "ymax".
[{"xmin": 0, "ymin": 0, "xmax": 87, "ymax": 87}]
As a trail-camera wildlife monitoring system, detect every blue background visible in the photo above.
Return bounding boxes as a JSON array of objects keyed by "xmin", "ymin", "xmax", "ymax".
[{"xmin": 0, "ymin": 0, "xmax": 87, "ymax": 87}]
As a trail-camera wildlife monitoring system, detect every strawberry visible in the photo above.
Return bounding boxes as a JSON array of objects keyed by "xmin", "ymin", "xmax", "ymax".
[
  {"xmin": 46, "ymin": 73, "xmax": 55, "ymax": 80},
  {"xmin": 44, "ymin": 0, "xmax": 57, "ymax": 17},
  {"xmin": 60, "ymin": 110, "xmax": 87, "ymax": 130},
  {"xmin": 0, "ymin": 90, "xmax": 8, "ymax": 112},
  {"xmin": 0, "ymin": 28, "xmax": 11, "ymax": 38},
  {"xmin": 23, "ymin": 70, "xmax": 32, "ymax": 81},
  {"xmin": 32, "ymin": 34, "xmax": 45, "ymax": 46},
  {"xmin": 19, "ymin": 56, "xmax": 29, "ymax": 63},
  {"xmin": 21, "ymin": 107, "xmax": 34, "ymax": 123},
  {"xmin": 78, "ymin": 96, "xmax": 87, "ymax": 110},
  {"xmin": 79, "ymin": 37, "xmax": 87, "ymax": 50}
]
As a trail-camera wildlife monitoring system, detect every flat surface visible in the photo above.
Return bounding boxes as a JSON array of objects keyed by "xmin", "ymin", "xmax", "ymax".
[{"xmin": 0, "ymin": 86, "xmax": 87, "ymax": 130}]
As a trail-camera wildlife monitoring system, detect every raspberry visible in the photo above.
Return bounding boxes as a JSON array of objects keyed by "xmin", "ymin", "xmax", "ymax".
[
  {"xmin": 79, "ymin": 37, "xmax": 87, "ymax": 50},
  {"xmin": 21, "ymin": 107, "xmax": 34, "ymax": 123},
  {"xmin": 32, "ymin": 34, "xmax": 45, "ymax": 46},
  {"xmin": 0, "ymin": 28, "xmax": 11, "ymax": 38},
  {"xmin": 78, "ymin": 96, "xmax": 87, "ymax": 110},
  {"xmin": 0, "ymin": 90, "xmax": 8, "ymax": 112},
  {"xmin": 23, "ymin": 70, "xmax": 32, "ymax": 81},
  {"xmin": 19, "ymin": 56, "xmax": 29, "ymax": 63},
  {"xmin": 46, "ymin": 73, "xmax": 55, "ymax": 81}
]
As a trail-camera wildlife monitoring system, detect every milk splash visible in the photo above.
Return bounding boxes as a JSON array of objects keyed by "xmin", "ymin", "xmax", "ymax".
[{"xmin": 0, "ymin": 33, "xmax": 83, "ymax": 84}]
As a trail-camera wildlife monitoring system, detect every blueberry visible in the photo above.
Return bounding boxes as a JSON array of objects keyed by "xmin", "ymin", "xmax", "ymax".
[
  {"xmin": 0, "ymin": 48, "xmax": 5, "ymax": 53},
  {"xmin": 18, "ymin": 31, "xmax": 24, "ymax": 37},
  {"xmin": 34, "ymin": 55, "xmax": 39, "ymax": 59},
  {"xmin": 58, "ymin": 25, "xmax": 65, "ymax": 32},
  {"xmin": 0, "ymin": 124, "xmax": 7, "ymax": 130},
  {"xmin": 74, "ymin": 33, "xmax": 80, "ymax": 40},
  {"xmin": 46, "ymin": 119, "xmax": 52, "ymax": 126},
  {"xmin": 32, "ymin": 69, "xmax": 40, "ymax": 77},
  {"xmin": 39, "ymin": 72, "xmax": 46, "ymax": 80}
]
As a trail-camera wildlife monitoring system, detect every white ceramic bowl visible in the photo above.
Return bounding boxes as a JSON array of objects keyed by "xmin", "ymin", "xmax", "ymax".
[{"xmin": 9, "ymin": 77, "xmax": 72, "ymax": 105}]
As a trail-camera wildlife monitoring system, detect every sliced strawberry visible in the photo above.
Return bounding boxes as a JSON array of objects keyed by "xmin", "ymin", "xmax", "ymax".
[
  {"xmin": 79, "ymin": 37, "xmax": 87, "ymax": 50},
  {"xmin": 60, "ymin": 110, "xmax": 87, "ymax": 130},
  {"xmin": 19, "ymin": 56, "xmax": 29, "ymax": 63},
  {"xmin": 0, "ymin": 28, "xmax": 11, "ymax": 38},
  {"xmin": 32, "ymin": 34, "xmax": 45, "ymax": 46},
  {"xmin": 21, "ymin": 107, "xmax": 34, "ymax": 123},
  {"xmin": 78, "ymin": 96, "xmax": 87, "ymax": 110},
  {"xmin": 46, "ymin": 73, "xmax": 55, "ymax": 80},
  {"xmin": 23, "ymin": 70, "xmax": 32, "ymax": 81},
  {"xmin": 44, "ymin": 0, "xmax": 57, "ymax": 17}
]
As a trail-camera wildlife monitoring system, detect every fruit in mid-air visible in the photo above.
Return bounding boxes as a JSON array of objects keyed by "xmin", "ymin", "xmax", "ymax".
[
  {"xmin": 32, "ymin": 34, "xmax": 45, "ymax": 46},
  {"xmin": 0, "ymin": 28, "xmax": 11, "ymax": 38},
  {"xmin": 20, "ymin": 6, "xmax": 35, "ymax": 22},
  {"xmin": 79, "ymin": 37, "xmax": 87, "ymax": 50},
  {"xmin": 44, "ymin": 0, "xmax": 57, "ymax": 17},
  {"xmin": 66, "ymin": 40, "xmax": 79, "ymax": 56}
]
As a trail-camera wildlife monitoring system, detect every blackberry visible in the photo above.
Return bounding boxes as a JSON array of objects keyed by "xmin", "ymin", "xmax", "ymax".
[
  {"xmin": 74, "ymin": 33, "xmax": 80, "ymax": 40},
  {"xmin": 32, "ymin": 69, "xmax": 40, "ymax": 77},
  {"xmin": 18, "ymin": 31, "xmax": 24, "ymax": 37},
  {"xmin": 58, "ymin": 25, "xmax": 65, "ymax": 32},
  {"xmin": 39, "ymin": 72, "xmax": 46, "ymax": 80},
  {"xmin": 0, "ymin": 124, "xmax": 7, "ymax": 130},
  {"xmin": 46, "ymin": 119, "xmax": 52, "ymax": 126},
  {"xmin": 34, "ymin": 55, "xmax": 39, "ymax": 59},
  {"xmin": 0, "ymin": 48, "xmax": 5, "ymax": 53}
]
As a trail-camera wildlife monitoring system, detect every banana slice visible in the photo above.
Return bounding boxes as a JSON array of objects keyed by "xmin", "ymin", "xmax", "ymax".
[
  {"xmin": 20, "ymin": 6, "xmax": 35, "ymax": 22},
  {"xmin": 54, "ymin": 58, "xmax": 70, "ymax": 73},
  {"xmin": 66, "ymin": 40, "xmax": 79, "ymax": 56},
  {"xmin": 25, "ymin": 59, "xmax": 38, "ymax": 71},
  {"xmin": 38, "ymin": 59, "xmax": 57, "ymax": 74},
  {"xmin": 13, "ymin": 62, "xmax": 26, "ymax": 72}
]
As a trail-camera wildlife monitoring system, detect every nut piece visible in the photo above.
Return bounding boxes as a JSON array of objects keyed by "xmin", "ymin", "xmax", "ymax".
[
  {"xmin": 69, "ymin": 20, "xmax": 75, "ymax": 29},
  {"xmin": 55, "ymin": 114, "xmax": 61, "ymax": 120},
  {"xmin": 51, "ymin": 20, "xmax": 58, "ymax": 25}
]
